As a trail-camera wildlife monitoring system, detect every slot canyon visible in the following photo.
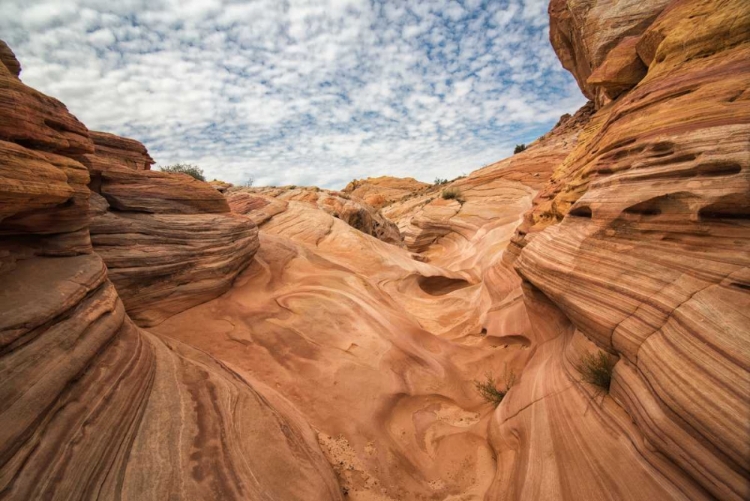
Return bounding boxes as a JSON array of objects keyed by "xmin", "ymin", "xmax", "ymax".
[{"xmin": 0, "ymin": 0, "xmax": 748, "ymax": 499}]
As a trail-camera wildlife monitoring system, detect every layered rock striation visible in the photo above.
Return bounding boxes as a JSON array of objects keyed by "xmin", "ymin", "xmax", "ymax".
[
  {"xmin": 0, "ymin": 42, "xmax": 341, "ymax": 500},
  {"xmin": 342, "ymin": 176, "xmax": 432, "ymax": 208},
  {"xmin": 79, "ymin": 137, "xmax": 259, "ymax": 326},
  {"xmin": 1, "ymin": 0, "xmax": 748, "ymax": 498},
  {"xmin": 383, "ymin": 102, "xmax": 594, "ymax": 273},
  {"xmin": 228, "ymin": 185, "xmax": 403, "ymax": 247},
  {"xmin": 497, "ymin": 1, "xmax": 750, "ymax": 500},
  {"xmin": 549, "ymin": 0, "xmax": 672, "ymax": 107}
]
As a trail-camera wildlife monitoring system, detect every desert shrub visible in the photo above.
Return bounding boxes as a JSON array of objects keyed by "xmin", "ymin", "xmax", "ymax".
[
  {"xmin": 475, "ymin": 371, "xmax": 516, "ymax": 407},
  {"xmin": 243, "ymin": 177, "xmax": 254, "ymax": 187},
  {"xmin": 514, "ymin": 144, "xmax": 527, "ymax": 154},
  {"xmin": 576, "ymin": 350, "xmax": 615, "ymax": 393},
  {"xmin": 434, "ymin": 177, "xmax": 449, "ymax": 185},
  {"xmin": 441, "ymin": 187, "xmax": 464, "ymax": 203},
  {"xmin": 160, "ymin": 163, "xmax": 205, "ymax": 181}
]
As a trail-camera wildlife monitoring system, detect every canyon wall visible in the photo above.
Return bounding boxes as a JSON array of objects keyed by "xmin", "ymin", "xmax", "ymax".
[
  {"xmin": 0, "ymin": 0, "xmax": 748, "ymax": 498},
  {"xmin": 0, "ymin": 43, "xmax": 341, "ymax": 500},
  {"xmin": 382, "ymin": 102, "xmax": 593, "ymax": 272},
  {"xmin": 496, "ymin": 0, "xmax": 750, "ymax": 500}
]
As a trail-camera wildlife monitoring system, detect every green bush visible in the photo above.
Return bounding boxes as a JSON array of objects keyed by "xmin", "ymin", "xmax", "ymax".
[
  {"xmin": 475, "ymin": 371, "xmax": 516, "ymax": 407},
  {"xmin": 441, "ymin": 187, "xmax": 464, "ymax": 203},
  {"xmin": 434, "ymin": 177, "xmax": 449, "ymax": 185},
  {"xmin": 576, "ymin": 350, "xmax": 615, "ymax": 393},
  {"xmin": 160, "ymin": 163, "xmax": 205, "ymax": 181},
  {"xmin": 514, "ymin": 144, "xmax": 527, "ymax": 154}
]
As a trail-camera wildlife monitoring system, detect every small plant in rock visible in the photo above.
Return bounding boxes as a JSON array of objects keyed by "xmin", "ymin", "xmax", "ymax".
[
  {"xmin": 243, "ymin": 177, "xmax": 254, "ymax": 187},
  {"xmin": 514, "ymin": 144, "xmax": 527, "ymax": 154},
  {"xmin": 575, "ymin": 350, "xmax": 615, "ymax": 393},
  {"xmin": 441, "ymin": 187, "xmax": 464, "ymax": 203},
  {"xmin": 434, "ymin": 177, "xmax": 449, "ymax": 185},
  {"xmin": 475, "ymin": 371, "xmax": 516, "ymax": 407},
  {"xmin": 160, "ymin": 163, "xmax": 205, "ymax": 181}
]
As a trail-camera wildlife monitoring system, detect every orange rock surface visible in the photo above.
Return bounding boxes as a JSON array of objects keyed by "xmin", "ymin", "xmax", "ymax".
[
  {"xmin": 501, "ymin": 1, "xmax": 750, "ymax": 500},
  {"xmin": 383, "ymin": 103, "xmax": 594, "ymax": 270},
  {"xmin": 77, "ymin": 130, "xmax": 155, "ymax": 174},
  {"xmin": 343, "ymin": 176, "xmax": 432, "ymax": 208},
  {"xmin": 1, "ymin": 0, "xmax": 749, "ymax": 499},
  {"xmin": 0, "ymin": 42, "xmax": 340, "ymax": 501},
  {"xmin": 230, "ymin": 185, "xmax": 403, "ymax": 246},
  {"xmin": 549, "ymin": 0, "xmax": 671, "ymax": 107}
]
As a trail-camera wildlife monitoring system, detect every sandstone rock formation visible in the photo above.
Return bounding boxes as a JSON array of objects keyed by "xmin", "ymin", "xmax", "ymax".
[
  {"xmin": 498, "ymin": 1, "xmax": 750, "ymax": 500},
  {"xmin": 229, "ymin": 185, "xmax": 403, "ymax": 246},
  {"xmin": 78, "ymin": 130, "xmax": 155, "ymax": 174},
  {"xmin": 0, "ymin": 42, "xmax": 341, "ymax": 500},
  {"xmin": 343, "ymin": 176, "xmax": 431, "ymax": 208},
  {"xmin": 154, "ymin": 190, "xmax": 529, "ymax": 500},
  {"xmin": 383, "ymin": 102, "xmax": 594, "ymax": 272},
  {"xmin": 1, "ymin": 0, "xmax": 749, "ymax": 499},
  {"xmin": 209, "ymin": 179, "xmax": 234, "ymax": 193},
  {"xmin": 549, "ymin": 0, "xmax": 671, "ymax": 106}
]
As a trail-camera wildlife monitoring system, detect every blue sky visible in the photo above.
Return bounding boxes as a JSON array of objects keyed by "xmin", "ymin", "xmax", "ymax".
[{"xmin": 2, "ymin": 0, "xmax": 586, "ymax": 189}]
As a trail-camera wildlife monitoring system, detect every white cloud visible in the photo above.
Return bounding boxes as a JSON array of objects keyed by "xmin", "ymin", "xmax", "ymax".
[{"xmin": 1, "ymin": 0, "xmax": 586, "ymax": 189}]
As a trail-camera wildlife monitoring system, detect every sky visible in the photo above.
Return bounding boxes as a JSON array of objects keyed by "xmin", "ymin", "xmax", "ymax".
[{"xmin": 2, "ymin": 0, "xmax": 586, "ymax": 189}]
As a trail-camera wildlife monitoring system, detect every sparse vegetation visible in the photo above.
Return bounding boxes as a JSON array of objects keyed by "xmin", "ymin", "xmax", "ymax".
[
  {"xmin": 243, "ymin": 177, "xmax": 254, "ymax": 187},
  {"xmin": 441, "ymin": 187, "xmax": 464, "ymax": 203},
  {"xmin": 160, "ymin": 163, "xmax": 205, "ymax": 181},
  {"xmin": 474, "ymin": 371, "xmax": 516, "ymax": 407},
  {"xmin": 434, "ymin": 177, "xmax": 449, "ymax": 185},
  {"xmin": 514, "ymin": 144, "xmax": 527, "ymax": 154},
  {"xmin": 575, "ymin": 350, "xmax": 615, "ymax": 393}
]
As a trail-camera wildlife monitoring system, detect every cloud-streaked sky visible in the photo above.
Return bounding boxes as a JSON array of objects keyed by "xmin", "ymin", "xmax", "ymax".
[{"xmin": 2, "ymin": 0, "xmax": 586, "ymax": 189}]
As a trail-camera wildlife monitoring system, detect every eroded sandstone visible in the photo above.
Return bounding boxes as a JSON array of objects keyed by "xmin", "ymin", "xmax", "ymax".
[
  {"xmin": 228, "ymin": 185, "xmax": 403, "ymax": 246},
  {"xmin": 0, "ymin": 41, "xmax": 341, "ymax": 501},
  {"xmin": 1, "ymin": 0, "xmax": 748, "ymax": 499}
]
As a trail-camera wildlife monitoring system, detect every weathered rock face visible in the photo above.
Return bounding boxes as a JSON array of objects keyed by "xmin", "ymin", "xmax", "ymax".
[
  {"xmin": 0, "ymin": 41, "xmax": 341, "ymax": 500},
  {"xmin": 499, "ymin": 1, "xmax": 750, "ymax": 500},
  {"xmin": 154, "ymin": 191, "xmax": 531, "ymax": 500},
  {"xmin": 384, "ymin": 102, "xmax": 594, "ymax": 272},
  {"xmin": 342, "ymin": 176, "xmax": 431, "ymax": 208},
  {"xmin": 99, "ymin": 167, "xmax": 230, "ymax": 214},
  {"xmin": 209, "ymin": 179, "xmax": 233, "ymax": 193},
  {"xmin": 549, "ymin": 0, "xmax": 671, "ymax": 106},
  {"xmin": 0, "ymin": 43, "xmax": 93, "ymax": 256},
  {"xmin": 90, "ymin": 190, "xmax": 259, "ymax": 327},
  {"xmin": 77, "ymin": 130, "xmax": 155, "ymax": 174},
  {"xmin": 3, "ymin": 0, "xmax": 749, "ymax": 497},
  {"xmin": 0, "ymin": 40, "xmax": 21, "ymax": 78},
  {"xmin": 74, "ymin": 128, "xmax": 259, "ymax": 326},
  {"xmin": 229, "ymin": 185, "xmax": 404, "ymax": 246}
]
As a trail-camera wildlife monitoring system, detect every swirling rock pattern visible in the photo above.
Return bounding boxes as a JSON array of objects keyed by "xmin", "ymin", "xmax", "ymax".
[
  {"xmin": 503, "ymin": 0, "xmax": 750, "ymax": 500},
  {"xmin": 2, "ymin": 0, "xmax": 749, "ymax": 498},
  {"xmin": 76, "ymin": 132, "xmax": 260, "ymax": 327},
  {"xmin": 0, "ymin": 41, "xmax": 340, "ymax": 500},
  {"xmin": 228, "ymin": 185, "xmax": 403, "ymax": 246},
  {"xmin": 383, "ymin": 103, "xmax": 594, "ymax": 273},
  {"xmin": 153, "ymin": 197, "xmax": 533, "ymax": 500}
]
